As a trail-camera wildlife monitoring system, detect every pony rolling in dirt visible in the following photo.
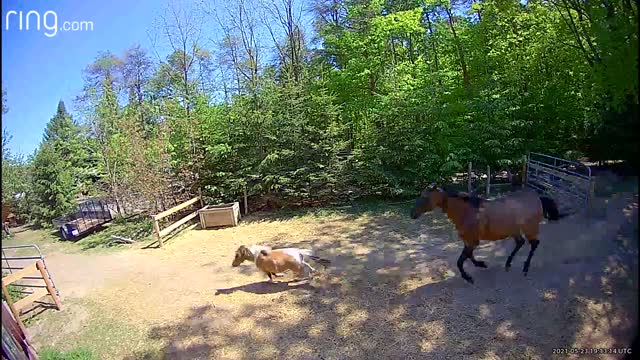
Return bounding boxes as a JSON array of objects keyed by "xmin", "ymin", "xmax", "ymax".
[
  {"xmin": 232, "ymin": 245, "xmax": 330, "ymax": 282},
  {"xmin": 410, "ymin": 183, "xmax": 567, "ymax": 284}
]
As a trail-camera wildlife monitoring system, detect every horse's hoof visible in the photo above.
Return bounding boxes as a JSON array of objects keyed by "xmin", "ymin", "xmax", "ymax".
[
  {"xmin": 475, "ymin": 261, "xmax": 488, "ymax": 268},
  {"xmin": 505, "ymin": 265, "xmax": 511, "ymax": 272},
  {"xmin": 462, "ymin": 274, "xmax": 474, "ymax": 284}
]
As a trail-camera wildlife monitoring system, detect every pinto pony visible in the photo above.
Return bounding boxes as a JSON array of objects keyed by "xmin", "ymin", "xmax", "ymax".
[
  {"xmin": 232, "ymin": 245, "xmax": 330, "ymax": 282},
  {"xmin": 410, "ymin": 184, "xmax": 566, "ymax": 284}
]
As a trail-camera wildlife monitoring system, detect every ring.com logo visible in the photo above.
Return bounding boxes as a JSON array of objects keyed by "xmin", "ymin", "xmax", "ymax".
[{"xmin": 4, "ymin": 10, "xmax": 94, "ymax": 38}]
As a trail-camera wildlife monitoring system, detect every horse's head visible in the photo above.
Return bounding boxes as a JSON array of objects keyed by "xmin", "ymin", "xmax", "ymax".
[
  {"xmin": 410, "ymin": 183, "xmax": 446, "ymax": 219},
  {"xmin": 232, "ymin": 245, "xmax": 253, "ymax": 267}
]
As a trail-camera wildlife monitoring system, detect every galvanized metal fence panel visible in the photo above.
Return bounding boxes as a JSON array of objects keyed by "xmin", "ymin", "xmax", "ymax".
[{"xmin": 525, "ymin": 152, "xmax": 594, "ymax": 216}]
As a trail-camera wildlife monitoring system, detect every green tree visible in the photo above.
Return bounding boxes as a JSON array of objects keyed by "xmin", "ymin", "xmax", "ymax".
[{"xmin": 31, "ymin": 101, "xmax": 89, "ymax": 225}]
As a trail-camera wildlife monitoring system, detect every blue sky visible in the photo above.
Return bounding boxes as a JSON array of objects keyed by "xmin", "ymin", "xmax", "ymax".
[
  {"xmin": 2, "ymin": 0, "xmax": 165, "ymax": 156},
  {"xmin": 2, "ymin": 0, "xmax": 317, "ymax": 157}
]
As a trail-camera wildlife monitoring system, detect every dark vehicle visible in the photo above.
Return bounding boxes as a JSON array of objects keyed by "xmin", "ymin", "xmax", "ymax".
[{"xmin": 52, "ymin": 198, "xmax": 113, "ymax": 240}]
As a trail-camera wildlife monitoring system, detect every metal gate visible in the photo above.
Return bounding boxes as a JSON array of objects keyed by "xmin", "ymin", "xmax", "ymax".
[
  {"xmin": 2, "ymin": 244, "xmax": 60, "ymax": 298},
  {"xmin": 524, "ymin": 152, "xmax": 594, "ymax": 216}
]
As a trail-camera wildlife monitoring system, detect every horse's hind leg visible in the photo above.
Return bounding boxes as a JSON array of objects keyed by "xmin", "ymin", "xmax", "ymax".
[
  {"xmin": 505, "ymin": 235, "xmax": 526, "ymax": 271},
  {"xmin": 522, "ymin": 238, "xmax": 540, "ymax": 275},
  {"xmin": 302, "ymin": 261, "xmax": 316, "ymax": 278},
  {"xmin": 457, "ymin": 246, "xmax": 475, "ymax": 284},
  {"xmin": 469, "ymin": 251, "xmax": 488, "ymax": 268}
]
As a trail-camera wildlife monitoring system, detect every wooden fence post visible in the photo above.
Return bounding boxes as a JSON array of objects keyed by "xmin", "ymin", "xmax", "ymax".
[
  {"xmin": 522, "ymin": 155, "xmax": 528, "ymax": 188},
  {"xmin": 153, "ymin": 217, "xmax": 162, "ymax": 248},
  {"xmin": 1, "ymin": 284, "xmax": 25, "ymax": 337},
  {"xmin": 198, "ymin": 188, "xmax": 204, "ymax": 209},
  {"xmin": 243, "ymin": 186, "xmax": 248, "ymax": 216},
  {"xmin": 486, "ymin": 165, "xmax": 491, "ymax": 196},
  {"xmin": 468, "ymin": 161, "xmax": 473, "ymax": 193}
]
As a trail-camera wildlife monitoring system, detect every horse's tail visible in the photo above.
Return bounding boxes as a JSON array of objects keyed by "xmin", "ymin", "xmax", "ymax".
[
  {"xmin": 307, "ymin": 255, "xmax": 331, "ymax": 267},
  {"xmin": 298, "ymin": 249, "xmax": 331, "ymax": 267},
  {"xmin": 539, "ymin": 196, "xmax": 568, "ymax": 221}
]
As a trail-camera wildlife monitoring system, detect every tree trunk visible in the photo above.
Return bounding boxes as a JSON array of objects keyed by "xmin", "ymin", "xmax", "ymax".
[
  {"xmin": 425, "ymin": 12, "xmax": 442, "ymax": 87},
  {"xmin": 445, "ymin": 7, "xmax": 471, "ymax": 91}
]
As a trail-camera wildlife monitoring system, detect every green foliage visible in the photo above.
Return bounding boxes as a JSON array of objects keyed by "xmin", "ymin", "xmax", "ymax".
[
  {"xmin": 0, "ymin": 283, "xmax": 22, "ymax": 303},
  {"xmin": 75, "ymin": 215, "xmax": 154, "ymax": 250},
  {"xmin": 39, "ymin": 347, "xmax": 97, "ymax": 360},
  {"xmin": 11, "ymin": 0, "xmax": 638, "ymax": 218},
  {"xmin": 30, "ymin": 102, "xmax": 91, "ymax": 226}
]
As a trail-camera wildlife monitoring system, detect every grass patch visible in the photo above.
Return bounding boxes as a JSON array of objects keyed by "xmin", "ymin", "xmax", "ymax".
[
  {"xmin": 3, "ymin": 216, "xmax": 155, "ymax": 254},
  {"xmin": 30, "ymin": 298, "xmax": 161, "ymax": 360},
  {"xmin": 0, "ymin": 283, "xmax": 23, "ymax": 303},
  {"xmin": 2, "ymin": 226, "xmax": 79, "ymax": 255},
  {"xmin": 39, "ymin": 347, "xmax": 97, "ymax": 360},
  {"xmin": 247, "ymin": 198, "xmax": 412, "ymax": 223},
  {"xmin": 75, "ymin": 215, "xmax": 154, "ymax": 251}
]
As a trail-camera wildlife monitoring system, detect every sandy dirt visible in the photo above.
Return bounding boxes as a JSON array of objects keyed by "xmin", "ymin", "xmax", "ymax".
[{"xmin": 13, "ymin": 183, "xmax": 639, "ymax": 360}]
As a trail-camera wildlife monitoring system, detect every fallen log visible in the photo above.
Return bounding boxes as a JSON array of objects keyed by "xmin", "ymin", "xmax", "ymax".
[{"xmin": 110, "ymin": 235, "xmax": 135, "ymax": 244}]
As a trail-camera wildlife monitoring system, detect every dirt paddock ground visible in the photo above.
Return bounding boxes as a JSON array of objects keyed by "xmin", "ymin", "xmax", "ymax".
[{"xmin": 9, "ymin": 180, "xmax": 639, "ymax": 360}]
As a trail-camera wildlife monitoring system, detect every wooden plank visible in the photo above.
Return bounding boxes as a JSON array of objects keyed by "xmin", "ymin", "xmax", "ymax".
[
  {"xmin": 199, "ymin": 203, "xmax": 240, "ymax": 228},
  {"xmin": 36, "ymin": 261, "xmax": 62, "ymax": 311},
  {"xmin": 2, "ymin": 301, "xmax": 32, "ymax": 357},
  {"xmin": 486, "ymin": 165, "xmax": 490, "ymax": 196},
  {"xmin": 467, "ymin": 162, "xmax": 473, "ymax": 192},
  {"xmin": 2, "ymin": 264, "xmax": 39, "ymax": 286},
  {"xmin": 243, "ymin": 187, "xmax": 248, "ymax": 216},
  {"xmin": 13, "ymin": 288, "xmax": 49, "ymax": 312},
  {"xmin": 158, "ymin": 210, "xmax": 199, "ymax": 238},
  {"xmin": 152, "ymin": 218, "xmax": 162, "ymax": 247},
  {"xmin": 2, "ymin": 285, "xmax": 23, "ymax": 334},
  {"xmin": 2, "ymin": 317, "xmax": 29, "ymax": 360},
  {"xmin": 153, "ymin": 196, "xmax": 201, "ymax": 221},
  {"xmin": 522, "ymin": 155, "xmax": 528, "ymax": 187}
]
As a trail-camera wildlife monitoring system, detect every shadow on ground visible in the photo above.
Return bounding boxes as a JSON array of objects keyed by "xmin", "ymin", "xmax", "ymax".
[
  {"xmin": 126, "ymin": 184, "xmax": 638, "ymax": 360},
  {"xmin": 215, "ymin": 280, "xmax": 315, "ymax": 296}
]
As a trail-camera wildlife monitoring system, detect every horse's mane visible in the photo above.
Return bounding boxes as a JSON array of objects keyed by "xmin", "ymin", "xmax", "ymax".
[{"xmin": 442, "ymin": 187, "xmax": 484, "ymax": 208}]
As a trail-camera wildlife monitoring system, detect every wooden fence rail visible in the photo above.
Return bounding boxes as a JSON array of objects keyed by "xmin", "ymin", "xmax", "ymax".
[
  {"xmin": 2, "ymin": 260, "xmax": 62, "ymax": 338},
  {"xmin": 151, "ymin": 196, "xmax": 203, "ymax": 247}
]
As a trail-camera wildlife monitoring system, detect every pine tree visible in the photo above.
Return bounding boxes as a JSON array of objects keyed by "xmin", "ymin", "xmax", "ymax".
[{"xmin": 31, "ymin": 101, "xmax": 90, "ymax": 225}]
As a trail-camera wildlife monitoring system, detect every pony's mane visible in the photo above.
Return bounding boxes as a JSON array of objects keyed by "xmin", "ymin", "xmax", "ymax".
[{"xmin": 442, "ymin": 187, "xmax": 483, "ymax": 208}]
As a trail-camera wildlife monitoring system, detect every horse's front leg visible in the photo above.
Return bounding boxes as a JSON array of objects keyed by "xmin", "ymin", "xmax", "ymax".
[
  {"xmin": 505, "ymin": 235, "xmax": 525, "ymax": 271},
  {"xmin": 266, "ymin": 271, "xmax": 275, "ymax": 283},
  {"xmin": 457, "ymin": 245, "xmax": 476, "ymax": 284}
]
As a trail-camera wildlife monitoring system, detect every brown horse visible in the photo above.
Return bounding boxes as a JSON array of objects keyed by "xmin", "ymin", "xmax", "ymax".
[{"xmin": 410, "ymin": 183, "xmax": 566, "ymax": 284}]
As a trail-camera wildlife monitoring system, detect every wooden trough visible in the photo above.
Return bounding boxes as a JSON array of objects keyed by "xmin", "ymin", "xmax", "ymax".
[{"xmin": 198, "ymin": 202, "xmax": 240, "ymax": 229}]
